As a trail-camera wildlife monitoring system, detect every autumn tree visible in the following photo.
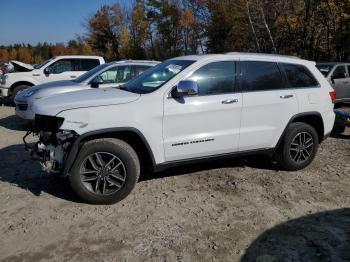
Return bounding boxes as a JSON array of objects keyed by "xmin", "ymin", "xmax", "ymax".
[
  {"xmin": 0, "ymin": 49, "xmax": 10, "ymax": 63},
  {"xmin": 86, "ymin": 5, "xmax": 120, "ymax": 59}
]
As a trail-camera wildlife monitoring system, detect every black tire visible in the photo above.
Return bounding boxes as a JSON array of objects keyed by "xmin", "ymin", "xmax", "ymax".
[
  {"xmin": 331, "ymin": 124, "xmax": 346, "ymax": 135},
  {"xmin": 69, "ymin": 138, "xmax": 140, "ymax": 204},
  {"xmin": 274, "ymin": 122, "xmax": 319, "ymax": 171},
  {"xmin": 10, "ymin": 85, "xmax": 30, "ymax": 103}
]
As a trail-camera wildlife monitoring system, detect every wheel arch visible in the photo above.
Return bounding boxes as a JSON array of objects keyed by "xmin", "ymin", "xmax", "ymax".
[
  {"xmin": 10, "ymin": 81, "xmax": 35, "ymax": 93},
  {"xmin": 276, "ymin": 112, "xmax": 325, "ymax": 151},
  {"xmin": 63, "ymin": 128, "xmax": 156, "ymax": 176}
]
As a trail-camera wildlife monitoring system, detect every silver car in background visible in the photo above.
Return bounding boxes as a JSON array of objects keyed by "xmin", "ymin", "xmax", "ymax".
[
  {"xmin": 316, "ymin": 63, "xmax": 350, "ymax": 103},
  {"xmin": 15, "ymin": 60, "xmax": 160, "ymax": 119}
]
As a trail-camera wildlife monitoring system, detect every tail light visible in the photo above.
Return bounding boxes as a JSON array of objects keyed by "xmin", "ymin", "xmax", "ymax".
[{"xmin": 329, "ymin": 91, "xmax": 336, "ymax": 103}]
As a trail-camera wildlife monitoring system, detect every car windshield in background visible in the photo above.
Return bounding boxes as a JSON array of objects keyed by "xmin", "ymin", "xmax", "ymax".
[
  {"xmin": 34, "ymin": 58, "xmax": 55, "ymax": 69},
  {"xmin": 316, "ymin": 64, "xmax": 334, "ymax": 77},
  {"xmin": 73, "ymin": 64, "xmax": 110, "ymax": 83},
  {"xmin": 121, "ymin": 60, "xmax": 195, "ymax": 94}
]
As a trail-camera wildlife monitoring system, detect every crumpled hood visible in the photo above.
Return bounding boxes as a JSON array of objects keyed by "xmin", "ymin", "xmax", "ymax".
[{"xmin": 31, "ymin": 88, "xmax": 140, "ymax": 116}]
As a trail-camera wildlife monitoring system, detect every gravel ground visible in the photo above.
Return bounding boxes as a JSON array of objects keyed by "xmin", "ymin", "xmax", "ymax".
[{"xmin": 0, "ymin": 102, "xmax": 349, "ymax": 262}]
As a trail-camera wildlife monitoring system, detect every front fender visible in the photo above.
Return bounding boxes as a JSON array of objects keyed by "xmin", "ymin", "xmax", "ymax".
[{"xmin": 62, "ymin": 128, "xmax": 156, "ymax": 176}]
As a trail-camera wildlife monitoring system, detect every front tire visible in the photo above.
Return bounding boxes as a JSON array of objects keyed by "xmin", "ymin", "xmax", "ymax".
[
  {"xmin": 274, "ymin": 122, "xmax": 319, "ymax": 171},
  {"xmin": 69, "ymin": 138, "xmax": 140, "ymax": 204},
  {"xmin": 10, "ymin": 85, "xmax": 30, "ymax": 103}
]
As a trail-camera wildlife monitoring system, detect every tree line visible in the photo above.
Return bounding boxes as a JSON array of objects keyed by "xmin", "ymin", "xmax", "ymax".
[{"xmin": 1, "ymin": 0, "xmax": 350, "ymax": 64}]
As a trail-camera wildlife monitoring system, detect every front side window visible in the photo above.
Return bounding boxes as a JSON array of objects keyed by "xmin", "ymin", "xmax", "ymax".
[
  {"xmin": 332, "ymin": 65, "xmax": 347, "ymax": 79},
  {"xmin": 283, "ymin": 63, "xmax": 319, "ymax": 88},
  {"xmin": 186, "ymin": 61, "xmax": 236, "ymax": 95},
  {"xmin": 240, "ymin": 61, "xmax": 285, "ymax": 91},
  {"xmin": 47, "ymin": 59, "xmax": 73, "ymax": 74},
  {"xmin": 98, "ymin": 66, "xmax": 131, "ymax": 84},
  {"xmin": 73, "ymin": 64, "xmax": 110, "ymax": 83},
  {"xmin": 122, "ymin": 60, "xmax": 195, "ymax": 94}
]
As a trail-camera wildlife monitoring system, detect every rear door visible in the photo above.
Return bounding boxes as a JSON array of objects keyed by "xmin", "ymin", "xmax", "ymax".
[{"xmin": 238, "ymin": 60, "xmax": 298, "ymax": 151}]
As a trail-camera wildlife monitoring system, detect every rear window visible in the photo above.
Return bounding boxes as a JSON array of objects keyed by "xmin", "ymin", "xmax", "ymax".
[
  {"xmin": 240, "ymin": 61, "xmax": 285, "ymax": 91},
  {"xmin": 282, "ymin": 63, "xmax": 319, "ymax": 88},
  {"xmin": 80, "ymin": 59, "xmax": 100, "ymax": 71}
]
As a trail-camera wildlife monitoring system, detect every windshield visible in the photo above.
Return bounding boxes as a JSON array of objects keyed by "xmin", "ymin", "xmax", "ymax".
[
  {"xmin": 73, "ymin": 64, "xmax": 110, "ymax": 83},
  {"xmin": 34, "ymin": 58, "xmax": 55, "ymax": 69},
  {"xmin": 316, "ymin": 64, "xmax": 335, "ymax": 77},
  {"xmin": 121, "ymin": 60, "xmax": 195, "ymax": 94}
]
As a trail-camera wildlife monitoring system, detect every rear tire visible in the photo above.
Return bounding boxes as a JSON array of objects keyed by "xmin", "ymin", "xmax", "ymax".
[
  {"xmin": 69, "ymin": 138, "xmax": 140, "ymax": 204},
  {"xmin": 274, "ymin": 122, "xmax": 319, "ymax": 171}
]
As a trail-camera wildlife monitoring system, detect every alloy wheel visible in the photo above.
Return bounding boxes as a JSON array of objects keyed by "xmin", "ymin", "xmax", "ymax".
[
  {"xmin": 289, "ymin": 132, "xmax": 314, "ymax": 164},
  {"xmin": 79, "ymin": 152, "xmax": 126, "ymax": 195}
]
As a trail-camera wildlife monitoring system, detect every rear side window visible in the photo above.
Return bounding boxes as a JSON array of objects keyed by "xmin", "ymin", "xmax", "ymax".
[
  {"xmin": 80, "ymin": 59, "xmax": 100, "ymax": 71},
  {"xmin": 282, "ymin": 63, "xmax": 319, "ymax": 88},
  {"xmin": 240, "ymin": 61, "xmax": 285, "ymax": 91},
  {"xmin": 186, "ymin": 61, "xmax": 236, "ymax": 95}
]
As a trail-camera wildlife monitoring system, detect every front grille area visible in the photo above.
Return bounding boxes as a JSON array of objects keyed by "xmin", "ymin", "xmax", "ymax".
[{"xmin": 17, "ymin": 103, "xmax": 28, "ymax": 111}]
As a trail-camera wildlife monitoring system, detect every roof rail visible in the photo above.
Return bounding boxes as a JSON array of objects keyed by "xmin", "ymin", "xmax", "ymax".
[{"xmin": 226, "ymin": 52, "xmax": 300, "ymax": 59}]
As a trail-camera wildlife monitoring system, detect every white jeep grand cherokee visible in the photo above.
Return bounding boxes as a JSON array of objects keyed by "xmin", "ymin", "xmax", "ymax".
[{"xmin": 25, "ymin": 53, "xmax": 335, "ymax": 204}]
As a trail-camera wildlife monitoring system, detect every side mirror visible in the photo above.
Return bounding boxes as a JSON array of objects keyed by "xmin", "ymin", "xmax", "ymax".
[
  {"xmin": 44, "ymin": 67, "xmax": 51, "ymax": 75},
  {"xmin": 91, "ymin": 76, "xmax": 104, "ymax": 88},
  {"xmin": 175, "ymin": 80, "xmax": 198, "ymax": 97}
]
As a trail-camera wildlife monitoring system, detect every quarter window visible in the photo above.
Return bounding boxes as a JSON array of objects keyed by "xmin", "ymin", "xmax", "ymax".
[
  {"xmin": 186, "ymin": 61, "xmax": 236, "ymax": 95},
  {"xmin": 282, "ymin": 63, "xmax": 319, "ymax": 88},
  {"xmin": 240, "ymin": 61, "xmax": 285, "ymax": 91}
]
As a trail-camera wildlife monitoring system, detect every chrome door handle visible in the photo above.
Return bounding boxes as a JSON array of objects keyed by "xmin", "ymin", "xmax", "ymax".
[
  {"xmin": 280, "ymin": 94, "xmax": 294, "ymax": 99},
  {"xmin": 222, "ymin": 99, "xmax": 239, "ymax": 104},
  {"xmin": 70, "ymin": 75, "xmax": 76, "ymax": 78}
]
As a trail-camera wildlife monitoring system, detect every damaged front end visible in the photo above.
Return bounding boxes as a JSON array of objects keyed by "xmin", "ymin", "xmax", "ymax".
[{"xmin": 24, "ymin": 115, "xmax": 77, "ymax": 174}]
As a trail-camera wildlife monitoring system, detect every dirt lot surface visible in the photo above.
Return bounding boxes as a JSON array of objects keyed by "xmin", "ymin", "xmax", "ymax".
[{"xmin": 0, "ymin": 102, "xmax": 349, "ymax": 262}]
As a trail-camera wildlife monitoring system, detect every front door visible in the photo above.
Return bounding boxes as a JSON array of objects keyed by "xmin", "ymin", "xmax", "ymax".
[
  {"xmin": 163, "ymin": 61, "xmax": 242, "ymax": 162},
  {"xmin": 41, "ymin": 59, "xmax": 77, "ymax": 83}
]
